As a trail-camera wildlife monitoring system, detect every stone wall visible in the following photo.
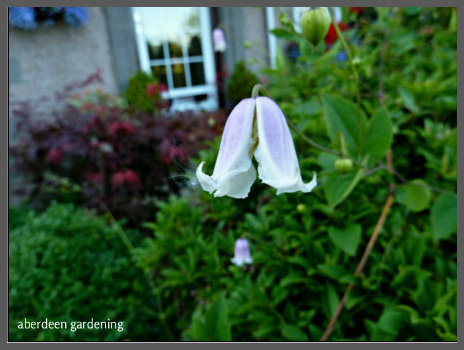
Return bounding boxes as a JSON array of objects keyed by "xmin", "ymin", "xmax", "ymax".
[{"xmin": 9, "ymin": 7, "xmax": 119, "ymax": 118}]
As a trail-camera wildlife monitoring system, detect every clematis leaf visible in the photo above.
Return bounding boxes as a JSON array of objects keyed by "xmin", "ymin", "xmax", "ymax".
[
  {"xmin": 324, "ymin": 168, "xmax": 364, "ymax": 208},
  {"xmin": 398, "ymin": 179, "xmax": 431, "ymax": 212},
  {"xmin": 322, "ymin": 94, "xmax": 367, "ymax": 155},
  {"xmin": 362, "ymin": 107, "xmax": 393, "ymax": 160},
  {"xmin": 328, "ymin": 224, "xmax": 362, "ymax": 256},
  {"xmin": 191, "ymin": 292, "xmax": 231, "ymax": 341},
  {"xmin": 431, "ymin": 192, "xmax": 457, "ymax": 240}
]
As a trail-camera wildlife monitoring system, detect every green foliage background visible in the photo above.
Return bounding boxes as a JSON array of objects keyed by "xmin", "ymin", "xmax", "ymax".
[{"xmin": 9, "ymin": 7, "xmax": 456, "ymax": 341}]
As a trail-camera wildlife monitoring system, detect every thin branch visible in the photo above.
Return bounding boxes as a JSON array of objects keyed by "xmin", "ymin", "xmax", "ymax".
[{"xmin": 320, "ymin": 150, "xmax": 395, "ymax": 341}]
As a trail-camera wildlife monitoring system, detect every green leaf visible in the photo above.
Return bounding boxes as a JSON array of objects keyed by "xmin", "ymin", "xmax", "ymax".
[
  {"xmin": 431, "ymin": 192, "xmax": 457, "ymax": 239},
  {"xmin": 324, "ymin": 168, "xmax": 364, "ymax": 208},
  {"xmin": 377, "ymin": 308, "xmax": 407, "ymax": 334},
  {"xmin": 270, "ymin": 28, "xmax": 295, "ymax": 40},
  {"xmin": 362, "ymin": 108, "xmax": 393, "ymax": 160},
  {"xmin": 317, "ymin": 153, "xmax": 338, "ymax": 171},
  {"xmin": 280, "ymin": 274, "xmax": 309, "ymax": 287},
  {"xmin": 317, "ymin": 264, "xmax": 347, "ymax": 280},
  {"xmin": 399, "ymin": 179, "xmax": 432, "ymax": 212},
  {"xmin": 326, "ymin": 283, "xmax": 340, "ymax": 317},
  {"xmin": 328, "ymin": 224, "xmax": 362, "ymax": 256},
  {"xmin": 282, "ymin": 325, "xmax": 308, "ymax": 341},
  {"xmin": 322, "ymin": 94, "xmax": 367, "ymax": 154},
  {"xmin": 192, "ymin": 293, "xmax": 231, "ymax": 341},
  {"xmin": 275, "ymin": 45, "xmax": 285, "ymax": 71},
  {"xmin": 398, "ymin": 86, "xmax": 419, "ymax": 113}
]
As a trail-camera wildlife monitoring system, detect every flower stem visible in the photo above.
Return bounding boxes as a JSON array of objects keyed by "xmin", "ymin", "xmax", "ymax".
[{"xmin": 328, "ymin": 8, "xmax": 363, "ymax": 142}]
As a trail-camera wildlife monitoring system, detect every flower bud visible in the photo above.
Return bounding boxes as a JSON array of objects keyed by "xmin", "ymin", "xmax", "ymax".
[
  {"xmin": 301, "ymin": 8, "xmax": 331, "ymax": 47},
  {"xmin": 335, "ymin": 158, "xmax": 353, "ymax": 173}
]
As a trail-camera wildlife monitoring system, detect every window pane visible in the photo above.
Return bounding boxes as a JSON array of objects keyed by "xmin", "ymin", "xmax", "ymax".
[
  {"xmin": 188, "ymin": 35, "xmax": 202, "ymax": 56},
  {"xmin": 190, "ymin": 62, "xmax": 205, "ymax": 86},
  {"xmin": 148, "ymin": 43, "xmax": 164, "ymax": 60},
  {"xmin": 151, "ymin": 65, "xmax": 168, "ymax": 86},
  {"xmin": 138, "ymin": 7, "xmax": 201, "ymax": 58},
  {"xmin": 168, "ymin": 41, "xmax": 183, "ymax": 58},
  {"xmin": 172, "ymin": 64, "xmax": 186, "ymax": 88}
]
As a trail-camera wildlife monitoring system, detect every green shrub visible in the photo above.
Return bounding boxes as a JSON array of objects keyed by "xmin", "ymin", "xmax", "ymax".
[
  {"xmin": 123, "ymin": 70, "xmax": 158, "ymax": 114},
  {"xmin": 9, "ymin": 203, "xmax": 159, "ymax": 341},
  {"xmin": 226, "ymin": 61, "xmax": 260, "ymax": 105}
]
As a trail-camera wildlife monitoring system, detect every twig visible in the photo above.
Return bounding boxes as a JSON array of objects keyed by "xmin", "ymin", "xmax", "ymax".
[{"xmin": 320, "ymin": 150, "xmax": 395, "ymax": 341}]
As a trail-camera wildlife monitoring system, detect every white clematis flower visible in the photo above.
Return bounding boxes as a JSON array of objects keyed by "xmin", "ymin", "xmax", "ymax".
[{"xmin": 196, "ymin": 96, "xmax": 317, "ymax": 198}]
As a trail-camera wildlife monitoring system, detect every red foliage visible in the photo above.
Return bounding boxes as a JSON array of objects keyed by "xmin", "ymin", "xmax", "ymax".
[
  {"xmin": 145, "ymin": 82, "xmax": 168, "ymax": 98},
  {"xmin": 349, "ymin": 7, "xmax": 364, "ymax": 15},
  {"xmin": 112, "ymin": 169, "xmax": 140, "ymax": 189},
  {"xmin": 10, "ymin": 96, "xmax": 228, "ymax": 226},
  {"xmin": 45, "ymin": 148, "xmax": 63, "ymax": 165},
  {"xmin": 109, "ymin": 121, "xmax": 134, "ymax": 136},
  {"xmin": 325, "ymin": 22, "xmax": 350, "ymax": 46}
]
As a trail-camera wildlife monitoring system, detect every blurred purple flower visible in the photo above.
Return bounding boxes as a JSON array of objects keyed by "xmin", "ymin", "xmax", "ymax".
[
  {"xmin": 213, "ymin": 28, "xmax": 226, "ymax": 52},
  {"xmin": 63, "ymin": 7, "xmax": 88, "ymax": 27},
  {"xmin": 231, "ymin": 238, "xmax": 253, "ymax": 266},
  {"xmin": 9, "ymin": 7, "xmax": 37, "ymax": 30}
]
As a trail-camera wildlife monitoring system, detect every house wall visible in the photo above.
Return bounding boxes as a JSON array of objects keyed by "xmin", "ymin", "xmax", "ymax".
[
  {"xmin": 9, "ymin": 7, "xmax": 119, "ymax": 117},
  {"xmin": 219, "ymin": 7, "xmax": 269, "ymax": 77},
  {"xmin": 9, "ymin": 7, "xmax": 120, "ymax": 205}
]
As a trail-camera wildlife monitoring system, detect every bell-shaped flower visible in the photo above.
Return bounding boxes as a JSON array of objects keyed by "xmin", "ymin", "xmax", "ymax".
[
  {"xmin": 196, "ymin": 96, "xmax": 317, "ymax": 198},
  {"xmin": 231, "ymin": 238, "xmax": 253, "ymax": 266}
]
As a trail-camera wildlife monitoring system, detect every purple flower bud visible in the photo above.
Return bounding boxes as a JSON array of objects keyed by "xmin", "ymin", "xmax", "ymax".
[{"xmin": 231, "ymin": 238, "xmax": 253, "ymax": 266}]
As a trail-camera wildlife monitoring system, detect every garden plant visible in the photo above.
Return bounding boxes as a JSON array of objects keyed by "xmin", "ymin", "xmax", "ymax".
[{"xmin": 9, "ymin": 7, "xmax": 456, "ymax": 342}]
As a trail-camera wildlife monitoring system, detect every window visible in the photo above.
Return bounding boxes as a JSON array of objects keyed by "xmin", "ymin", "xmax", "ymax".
[{"xmin": 132, "ymin": 7, "xmax": 217, "ymax": 111}]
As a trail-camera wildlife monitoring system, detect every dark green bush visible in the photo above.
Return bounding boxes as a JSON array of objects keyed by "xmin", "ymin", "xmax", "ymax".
[
  {"xmin": 226, "ymin": 61, "xmax": 260, "ymax": 105},
  {"xmin": 9, "ymin": 203, "xmax": 159, "ymax": 341}
]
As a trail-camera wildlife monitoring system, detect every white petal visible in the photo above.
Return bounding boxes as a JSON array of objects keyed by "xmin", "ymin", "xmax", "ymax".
[
  {"xmin": 254, "ymin": 97, "xmax": 317, "ymax": 194},
  {"xmin": 196, "ymin": 98, "xmax": 257, "ymax": 198},
  {"xmin": 196, "ymin": 161, "xmax": 216, "ymax": 193}
]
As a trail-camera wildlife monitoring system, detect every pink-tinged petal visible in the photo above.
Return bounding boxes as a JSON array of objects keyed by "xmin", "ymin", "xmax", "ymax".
[
  {"xmin": 254, "ymin": 97, "xmax": 317, "ymax": 194},
  {"xmin": 196, "ymin": 98, "xmax": 257, "ymax": 198}
]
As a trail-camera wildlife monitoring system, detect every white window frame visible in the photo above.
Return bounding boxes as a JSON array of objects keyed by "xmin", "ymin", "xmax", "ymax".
[
  {"xmin": 265, "ymin": 7, "xmax": 277, "ymax": 69},
  {"xmin": 132, "ymin": 7, "xmax": 218, "ymax": 111}
]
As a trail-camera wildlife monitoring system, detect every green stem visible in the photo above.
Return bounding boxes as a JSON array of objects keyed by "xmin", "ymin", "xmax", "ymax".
[{"xmin": 328, "ymin": 8, "xmax": 363, "ymax": 142}]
